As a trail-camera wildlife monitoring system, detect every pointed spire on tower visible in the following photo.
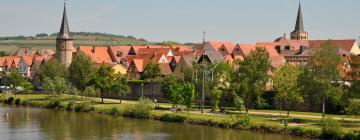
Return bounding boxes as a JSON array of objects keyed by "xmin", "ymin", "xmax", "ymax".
[
  {"xmin": 202, "ymin": 31, "xmax": 206, "ymax": 44},
  {"xmin": 57, "ymin": 1, "xmax": 72, "ymax": 40},
  {"xmin": 292, "ymin": 2, "xmax": 305, "ymax": 33}
]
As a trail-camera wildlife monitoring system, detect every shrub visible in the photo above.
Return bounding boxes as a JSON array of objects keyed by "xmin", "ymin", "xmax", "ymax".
[
  {"xmin": 74, "ymin": 103, "xmax": 94, "ymax": 112},
  {"xmin": 47, "ymin": 99, "xmax": 61, "ymax": 109},
  {"xmin": 67, "ymin": 102, "xmax": 75, "ymax": 111},
  {"xmin": 320, "ymin": 117, "xmax": 342, "ymax": 139},
  {"xmin": 346, "ymin": 99, "xmax": 360, "ymax": 116},
  {"xmin": 110, "ymin": 107, "xmax": 119, "ymax": 115},
  {"xmin": 7, "ymin": 97, "xmax": 14, "ymax": 104},
  {"xmin": 343, "ymin": 132, "xmax": 360, "ymax": 140},
  {"xmin": 219, "ymin": 120, "xmax": 232, "ymax": 128},
  {"xmin": 14, "ymin": 99, "xmax": 21, "ymax": 105},
  {"xmin": 20, "ymin": 100, "xmax": 28, "ymax": 105},
  {"xmin": 160, "ymin": 114, "xmax": 187, "ymax": 122},
  {"xmin": 123, "ymin": 98, "xmax": 154, "ymax": 118},
  {"xmin": 234, "ymin": 96, "xmax": 245, "ymax": 112},
  {"xmin": 234, "ymin": 116, "xmax": 251, "ymax": 128}
]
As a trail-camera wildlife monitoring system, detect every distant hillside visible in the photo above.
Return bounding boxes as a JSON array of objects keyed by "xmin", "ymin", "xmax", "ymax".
[{"xmin": 0, "ymin": 32, "xmax": 153, "ymax": 54}]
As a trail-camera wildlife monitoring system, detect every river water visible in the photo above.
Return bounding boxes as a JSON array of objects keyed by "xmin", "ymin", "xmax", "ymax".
[{"xmin": 0, "ymin": 105, "xmax": 308, "ymax": 140}]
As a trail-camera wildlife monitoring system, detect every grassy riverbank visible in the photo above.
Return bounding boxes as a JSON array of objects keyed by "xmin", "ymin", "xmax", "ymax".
[{"xmin": 1, "ymin": 94, "xmax": 359, "ymax": 139}]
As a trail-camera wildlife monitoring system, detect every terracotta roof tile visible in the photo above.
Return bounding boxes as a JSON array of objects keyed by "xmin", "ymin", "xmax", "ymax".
[
  {"xmin": 79, "ymin": 46, "xmax": 113, "ymax": 64},
  {"xmin": 21, "ymin": 56, "xmax": 33, "ymax": 66},
  {"xmin": 308, "ymin": 40, "xmax": 356, "ymax": 52},
  {"xmin": 0, "ymin": 57, "xmax": 5, "ymax": 67},
  {"xmin": 159, "ymin": 63, "xmax": 172, "ymax": 76}
]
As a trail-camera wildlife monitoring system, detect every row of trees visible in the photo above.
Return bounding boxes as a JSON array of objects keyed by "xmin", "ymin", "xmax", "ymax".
[
  {"xmin": 34, "ymin": 52, "xmax": 129, "ymax": 103},
  {"xmin": 160, "ymin": 43, "xmax": 359, "ymax": 117}
]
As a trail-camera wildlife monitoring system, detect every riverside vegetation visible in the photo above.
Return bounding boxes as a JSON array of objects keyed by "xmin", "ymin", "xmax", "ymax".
[{"xmin": 0, "ymin": 94, "xmax": 359, "ymax": 140}]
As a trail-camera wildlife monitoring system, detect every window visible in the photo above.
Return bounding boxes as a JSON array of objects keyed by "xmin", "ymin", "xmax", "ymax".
[
  {"xmin": 116, "ymin": 51, "xmax": 123, "ymax": 57},
  {"xmin": 275, "ymin": 46, "xmax": 281, "ymax": 53},
  {"xmin": 285, "ymin": 46, "xmax": 290, "ymax": 50}
]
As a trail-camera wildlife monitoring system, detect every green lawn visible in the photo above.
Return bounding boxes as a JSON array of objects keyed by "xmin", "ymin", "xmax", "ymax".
[{"xmin": 2, "ymin": 93, "xmax": 359, "ymax": 134}]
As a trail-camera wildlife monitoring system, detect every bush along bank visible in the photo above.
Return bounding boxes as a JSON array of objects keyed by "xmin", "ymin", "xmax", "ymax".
[{"xmin": 0, "ymin": 97, "xmax": 359, "ymax": 140}]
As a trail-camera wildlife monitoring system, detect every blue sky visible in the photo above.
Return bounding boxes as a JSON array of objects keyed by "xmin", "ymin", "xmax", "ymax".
[{"xmin": 0, "ymin": 0, "xmax": 359, "ymax": 43}]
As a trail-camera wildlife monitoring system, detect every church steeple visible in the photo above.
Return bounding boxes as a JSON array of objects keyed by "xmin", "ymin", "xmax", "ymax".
[
  {"xmin": 56, "ymin": 1, "xmax": 74, "ymax": 67},
  {"xmin": 294, "ymin": 3, "xmax": 304, "ymax": 33},
  {"xmin": 57, "ymin": 2, "xmax": 72, "ymax": 40},
  {"xmin": 291, "ymin": 2, "xmax": 308, "ymax": 40}
]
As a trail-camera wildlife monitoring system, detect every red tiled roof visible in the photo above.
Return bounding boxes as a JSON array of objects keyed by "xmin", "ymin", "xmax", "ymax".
[
  {"xmin": 21, "ymin": 56, "xmax": 33, "ymax": 66},
  {"xmin": 308, "ymin": 40, "xmax": 356, "ymax": 52},
  {"xmin": 172, "ymin": 45, "xmax": 192, "ymax": 52},
  {"xmin": 159, "ymin": 63, "xmax": 172, "ymax": 76},
  {"xmin": 0, "ymin": 57, "xmax": 5, "ymax": 67},
  {"xmin": 138, "ymin": 47, "xmax": 172, "ymax": 56},
  {"xmin": 131, "ymin": 45, "xmax": 165, "ymax": 54},
  {"xmin": 79, "ymin": 46, "xmax": 113, "ymax": 64},
  {"xmin": 4, "ymin": 56, "xmax": 21, "ymax": 69},
  {"xmin": 173, "ymin": 56, "xmax": 181, "ymax": 63},
  {"xmin": 132, "ymin": 59, "xmax": 145, "ymax": 72},
  {"xmin": 208, "ymin": 41, "xmax": 236, "ymax": 53}
]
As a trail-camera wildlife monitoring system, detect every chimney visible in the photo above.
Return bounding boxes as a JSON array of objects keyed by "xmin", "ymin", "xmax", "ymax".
[{"xmin": 92, "ymin": 46, "xmax": 95, "ymax": 53}]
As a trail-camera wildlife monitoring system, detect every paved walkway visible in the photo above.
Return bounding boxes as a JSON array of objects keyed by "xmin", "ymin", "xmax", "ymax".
[{"xmin": 84, "ymin": 96, "xmax": 360, "ymax": 121}]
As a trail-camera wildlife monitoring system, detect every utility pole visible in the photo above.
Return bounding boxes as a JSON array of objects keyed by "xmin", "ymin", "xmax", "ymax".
[{"xmin": 201, "ymin": 31, "xmax": 206, "ymax": 113}]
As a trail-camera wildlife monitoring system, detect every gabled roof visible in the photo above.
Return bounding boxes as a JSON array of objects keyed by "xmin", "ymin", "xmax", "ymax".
[
  {"xmin": 159, "ymin": 63, "xmax": 172, "ymax": 76},
  {"xmin": 21, "ymin": 56, "xmax": 33, "ymax": 66},
  {"xmin": 131, "ymin": 59, "xmax": 145, "ymax": 72},
  {"xmin": 137, "ymin": 47, "xmax": 172, "ymax": 56},
  {"xmin": 308, "ymin": 40, "xmax": 357, "ymax": 52},
  {"xmin": 4, "ymin": 56, "xmax": 21, "ymax": 69},
  {"xmin": 129, "ymin": 45, "xmax": 165, "ymax": 55},
  {"xmin": 173, "ymin": 56, "xmax": 181, "ymax": 63},
  {"xmin": 108, "ymin": 46, "xmax": 132, "ymax": 62},
  {"xmin": 194, "ymin": 43, "xmax": 224, "ymax": 63},
  {"xmin": 16, "ymin": 48, "xmax": 35, "ymax": 56},
  {"xmin": 207, "ymin": 41, "xmax": 236, "ymax": 53},
  {"xmin": 171, "ymin": 45, "xmax": 192, "ymax": 52},
  {"xmin": 79, "ymin": 46, "xmax": 113, "ymax": 64},
  {"xmin": 57, "ymin": 3, "xmax": 72, "ymax": 40}
]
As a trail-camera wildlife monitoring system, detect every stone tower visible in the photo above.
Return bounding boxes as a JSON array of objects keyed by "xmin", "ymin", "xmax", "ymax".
[
  {"xmin": 290, "ymin": 3, "xmax": 308, "ymax": 40},
  {"xmin": 56, "ymin": 2, "xmax": 74, "ymax": 67}
]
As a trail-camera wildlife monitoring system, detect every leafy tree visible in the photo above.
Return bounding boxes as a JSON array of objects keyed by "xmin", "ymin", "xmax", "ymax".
[
  {"xmin": 347, "ymin": 55, "xmax": 360, "ymax": 98},
  {"xmin": 7, "ymin": 69, "xmax": 33, "ymax": 92},
  {"xmin": 160, "ymin": 75, "xmax": 177, "ymax": 100},
  {"xmin": 210, "ymin": 87, "xmax": 222, "ymax": 112},
  {"xmin": 111, "ymin": 74, "xmax": 130, "ymax": 103},
  {"xmin": 235, "ymin": 47, "xmax": 271, "ymax": 115},
  {"xmin": 234, "ymin": 95, "xmax": 245, "ymax": 112},
  {"xmin": 143, "ymin": 61, "xmax": 161, "ymax": 80},
  {"xmin": 307, "ymin": 43, "xmax": 343, "ymax": 118},
  {"xmin": 82, "ymin": 86, "xmax": 99, "ymax": 99},
  {"xmin": 0, "ymin": 51, "xmax": 7, "ymax": 57},
  {"xmin": 273, "ymin": 64, "xmax": 303, "ymax": 117},
  {"xmin": 89, "ymin": 65, "xmax": 114, "ymax": 103},
  {"xmin": 169, "ymin": 83, "xmax": 184, "ymax": 107},
  {"xmin": 176, "ymin": 82, "xmax": 196, "ymax": 116},
  {"xmin": 8, "ymin": 69, "xmax": 26, "ymax": 88},
  {"xmin": 42, "ymin": 76, "xmax": 67, "ymax": 96},
  {"xmin": 346, "ymin": 99, "xmax": 360, "ymax": 117},
  {"xmin": 37, "ymin": 59, "xmax": 68, "ymax": 82},
  {"xmin": 68, "ymin": 51, "xmax": 97, "ymax": 91}
]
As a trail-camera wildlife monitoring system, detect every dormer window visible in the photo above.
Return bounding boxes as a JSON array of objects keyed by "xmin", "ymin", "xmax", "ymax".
[{"xmin": 116, "ymin": 51, "xmax": 123, "ymax": 57}]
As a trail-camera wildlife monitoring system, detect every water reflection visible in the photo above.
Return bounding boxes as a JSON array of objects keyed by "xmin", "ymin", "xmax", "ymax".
[{"xmin": 0, "ymin": 105, "xmax": 308, "ymax": 140}]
